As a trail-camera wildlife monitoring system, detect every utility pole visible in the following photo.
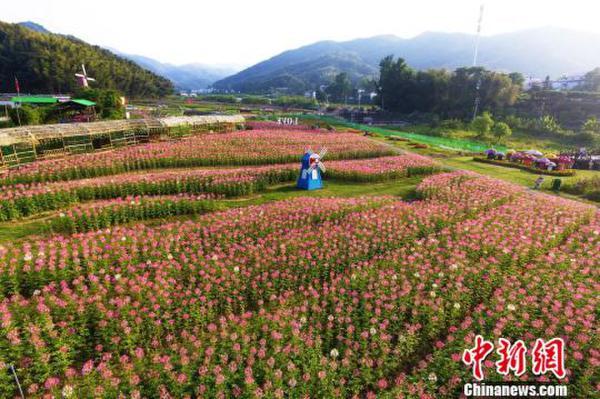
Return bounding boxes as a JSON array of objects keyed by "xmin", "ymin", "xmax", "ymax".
[
  {"xmin": 472, "ymin": 3, "xmax": 485, "ymax": 121},
  {"xmin": 14, "ymin": 76, "xmax": 22, "ymax": 126}
]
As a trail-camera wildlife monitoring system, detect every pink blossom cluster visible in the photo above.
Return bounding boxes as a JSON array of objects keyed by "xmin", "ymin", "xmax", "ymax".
[{"xmin": 0, "ymin": 173, "xmax": 596, "ymax": 398}]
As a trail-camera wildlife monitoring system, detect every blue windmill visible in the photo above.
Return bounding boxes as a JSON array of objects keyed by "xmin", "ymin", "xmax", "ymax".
[{"xmin": 297, "ymin": 148, "xmax": 327, "ymax": 190}]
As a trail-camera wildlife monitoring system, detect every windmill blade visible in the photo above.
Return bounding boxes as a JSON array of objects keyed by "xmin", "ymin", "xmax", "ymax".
[
  {"xmin": 75, "ymin": 73, "xmax": 85, "ymax": 78},
  {"xmin": 81, "ymin": 64, "xmax": 87, "ymax": 76},
  {"xmin": 317, "ymin": 162, "xmax": 326, "ymax": 173},
  {"xmin": 87, "ymin": 77, "xmax": 96, "ymax": 82},
  {"xmin": 318, "ymin": 148, "xmax": 328, "ymax": 159}
]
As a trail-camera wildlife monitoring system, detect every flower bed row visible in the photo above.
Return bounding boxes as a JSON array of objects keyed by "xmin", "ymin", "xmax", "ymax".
[
  {"xmin": 325, "ymin": 154, "xmax": 442, "ymax": 182},
  {"xmin": 0, "ymin": 166, "xmax": 297, "ymax": 221},
  {"xmin": 473, "ymin": 157, "xmax": 576, "ymax": 176},
  {"xmin": 1, "ymin": 129, "xmax": 395, "ymax": 185},
  {"xmin": 49, "ymin": 195, "xmax": 223, "ymax": 234}
]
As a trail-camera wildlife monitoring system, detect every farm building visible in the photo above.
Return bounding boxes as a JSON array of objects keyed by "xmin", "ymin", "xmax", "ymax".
[{"xmin": 0, "ymin": 114, "xmax": 245, "ymax": 169}]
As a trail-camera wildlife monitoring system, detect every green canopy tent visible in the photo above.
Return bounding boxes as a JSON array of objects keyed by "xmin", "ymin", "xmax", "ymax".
[{"xmin": 11, "ymin": 96, "xmax": 59, "ymax": 105}]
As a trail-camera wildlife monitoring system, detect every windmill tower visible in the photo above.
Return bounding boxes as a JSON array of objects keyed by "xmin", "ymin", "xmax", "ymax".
[
  {"xmin": 297, "ymin": 148, "xmax": 327, "ymax": 190},
  {"xmin": 75, "ymin": 64, "xmax": 96, "ymax": 88}
]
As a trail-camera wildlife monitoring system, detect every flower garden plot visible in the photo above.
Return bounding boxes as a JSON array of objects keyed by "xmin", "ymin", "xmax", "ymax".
[
  {"xmin": 0, "ymin": 155, "xmax": 442, "ymax": 222},
  {"xmin": 1, "ymin": 129, "xmax": 395, "ymax": 185},
  {"xmin": 2, "ymin": 172, "xmax": 586, "ymax": 398}
]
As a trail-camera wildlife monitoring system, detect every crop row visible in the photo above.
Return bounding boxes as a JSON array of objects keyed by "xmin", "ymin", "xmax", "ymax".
[{"xmin": 0, "ymin": 156, "xmax": 440, "ymax": 222}]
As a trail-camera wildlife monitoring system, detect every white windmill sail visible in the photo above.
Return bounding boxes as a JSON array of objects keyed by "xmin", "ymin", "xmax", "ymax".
[{"xmin": 75, "ymin": 64, "xmax": 96, "ymax": 87}]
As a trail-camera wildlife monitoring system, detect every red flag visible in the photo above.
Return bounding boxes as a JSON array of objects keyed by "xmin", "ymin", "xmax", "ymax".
[{"xmin": 14, "ymin": 77, "xmax": 20, "ymax": 94}]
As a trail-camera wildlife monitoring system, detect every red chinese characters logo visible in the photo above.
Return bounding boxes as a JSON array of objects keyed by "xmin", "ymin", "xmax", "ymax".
[
  {"xmin": 462, "ymin": 336, "xmax": 566, "ymax": 380},
  {"xmin": 496, "ymin": 338, "xmax": 528, "ymax": 377},
  {"xmin": 462, "ymin": 335, "xmax": 494, "ymax": 381},
  {"xmin": 531, "ymin": 338, "xmax": 566, "ymax": 379}
]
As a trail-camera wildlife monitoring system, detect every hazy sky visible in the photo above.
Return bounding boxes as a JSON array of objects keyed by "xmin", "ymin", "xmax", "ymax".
[{"xmin": 3, "ymin": 0, "xmax": 600, "ymax": 68}]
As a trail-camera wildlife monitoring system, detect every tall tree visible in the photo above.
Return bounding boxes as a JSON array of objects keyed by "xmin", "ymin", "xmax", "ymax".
[
  {"xmin": 326, "ymin": 73, "xmax": 352, "ymax": 103},
  {"xmin": 579, "ymin": 68, "xmax": 600, "ymax": 92}
]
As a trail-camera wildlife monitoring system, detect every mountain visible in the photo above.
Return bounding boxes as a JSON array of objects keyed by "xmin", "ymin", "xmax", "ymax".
[
  {"xmin": 17, "ymin": 21, "xmax": 51, "ymax": 34},
  {"xmin": 1, "ymin": 21, "xmax": 173, "ymax": 96},
  {"xmin": 112, "ymin": 51, "xmax": 237, "ymax": 91},
  {"xmin": 214, "ymin": 27, "xmax": 600, "ymax": 93}
]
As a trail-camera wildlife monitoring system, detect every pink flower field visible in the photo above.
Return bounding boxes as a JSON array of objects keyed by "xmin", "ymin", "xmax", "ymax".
[
  {"xmin": 0, "ymin": 155, "xmax": 440, "ymax": 221},
  {"xmin": 1, "ymin": 128, "xmax": 395, "ymax": 185},
  {"xmin": 0, "ymin": 168, "xmax": 597, "ymax": 398}
]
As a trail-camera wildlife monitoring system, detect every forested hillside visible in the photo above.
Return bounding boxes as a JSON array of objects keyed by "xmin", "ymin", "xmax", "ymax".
[{"xmin": 0, "ymin": 21, "xmax": 173, "ymax": 97}]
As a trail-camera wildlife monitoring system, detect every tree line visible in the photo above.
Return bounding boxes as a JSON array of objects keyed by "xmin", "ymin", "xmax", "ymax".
[{"xmin": 374, "ymin": 55, "xmax": 522, "ymax": 119}]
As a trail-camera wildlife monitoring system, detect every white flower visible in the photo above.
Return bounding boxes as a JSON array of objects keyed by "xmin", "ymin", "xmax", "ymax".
[
  {"xmin": 330, "ymin": 348, "xmax": 339, "ymax": 358},
  {"xmin": 121, "ymin": 236, "xmax": 127, "ymax": 242},
  {"xmin": 62, "ymin": 384, "xmax": 74, "ymax": 398},
  {"xmin": 432, "ymin": 283, "xmax": 438, "ymax": 289},
  {"xmin": 114, "ymin": 274, "xmax": 121, "ymax": 281},
  {"xmin": 299, "ymin": 316, "xmax": 307, "ymax": 325},
  {"xmin": 23, "ymin": 253, "xmax": 33, "ymax": 261},
  {"xmin": 369, "ymin": 327, "xmax": 377, "ymax": 335},
  {"xmin": 453, "ymin": 302, "xmax": 461, "ymax": 310},
  {"xmin": 327, "ymin": 315, "xmax": 334, "ymax": 322},
  {"xmin": 59, "ymin": 212, "xmax": 66, "ymax": 218},
  {"xmin": 449, "ymin": 264, "xmax": 458, "ymax": 271},
  {"xmin": 211, "ymin": 254, "xmax": 218, "ymax": 261},
  {"xmin": 593, "ymin": 230, "xmax": 599, "ymax": 236},
  {"xmin": 507, "ymin": 304, "xmax": 516, "ymax": 311},
  {"xmin": 438, "ymin": 272, "xmax": 444, "ymax": 277},
  {"xmin": 167, "ymin": 253, "xmax": 174, "ymax": 260},
  {"xmin": 233, "ymin": 266, "xmax": 240, "ymax": 273},
  {"xmin": 427, "ymin": 373, "xmax": 438, "ymax": 383},
  {"xmin": 391, "ymin": 274, "xmax": 398, "ymax": 281},
  {"xmin": 429, "ymin": 291, "xmax": 437, "ymax": 298},
  {"xmin": 33, "ymin": 289, "xmax": 41, "ymax": 296},
  {"xmin": 350, "ymin": 273, "xmax": 357, "ymax": 280},
  {"xmin": 413, "ymin": 272, "xmax": 420, "ymax": 278}
]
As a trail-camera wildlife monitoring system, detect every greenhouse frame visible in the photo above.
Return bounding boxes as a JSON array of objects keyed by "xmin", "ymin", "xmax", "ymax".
[{"xmin": 0, "ymin": 115, "xmax": 245, "ymax": 169}]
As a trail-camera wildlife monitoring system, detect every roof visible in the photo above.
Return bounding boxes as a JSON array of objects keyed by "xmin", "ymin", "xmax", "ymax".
[
  {"xmin": 11, "ymin": 96, "xmax": 58, "ymax": 104},
  {"xmin": 0, "ymin": 115, "xmax": 245, "ymax": 147},
  {"xmin": 69, "ymin": 99, "xmax": 96, "ymax": 107}
]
